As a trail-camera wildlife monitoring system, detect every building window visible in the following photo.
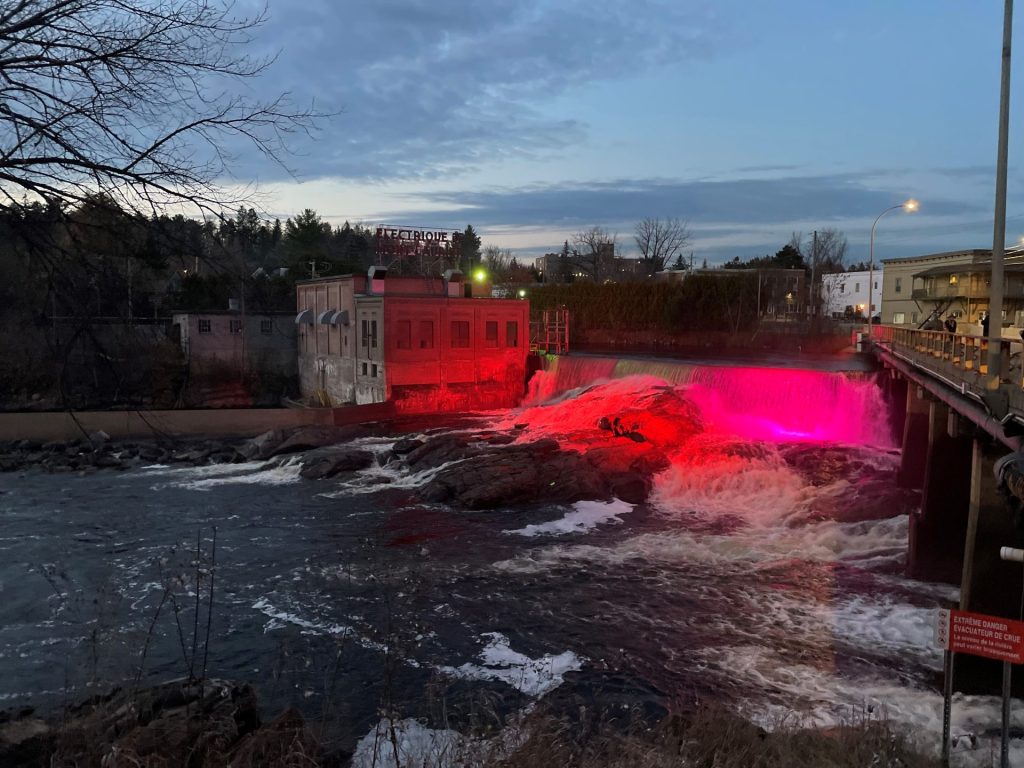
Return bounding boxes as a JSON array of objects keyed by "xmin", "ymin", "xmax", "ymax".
[
  {"xmin": 362, "ymin": 318, "xmax": 378, "ymax": 349},
  {"xmin": 894, "ymin": 277, "xmax": 902, "ymax": 294},
  {"xmin": 873, "ymin": 281, "xmax": 878, "ymax": 290},
  {"xmin": 419, "ymin": 320, "xmax": 434, "ymax": 349},
  {"xmin": 854, "ymin": 282, "xmax": 860, "ymax": 293},
  {"xmin": 506, "ymin": 321, "xmax": 519, "ymax": 347},
  {"xmin": 198, "ymin": 318, "xmax": 211, "ymax": 334},
  {"xmin": 485, "ymin": 320, "xmax": 499, "ymax": 348},
  {"xmin": 371, "ymin": 364, "xmax": 378, "ymax": 378},
  {"xmin": 229, "ymin": 319, "xmax": 243, "ymax": 334},
  {"xmin": 911, "ymin": 312, "xmax": 918, "ymax": 323},
  {"xmin": 451, "ymin": 320, "xmax": 470, "ymax": 348},
  {"xmin": 396, "ymin": 320, "xmax": 412, "ymax": 350},
  {"xmin": 361, "ymin": 362, "xmax": 367, "ymax": 375},
  {"xmin": 893, "ymin": 312, "xmax": 906, "ymax": 324},
  {"xmin": 260, "ymin": 319, "xmax": 273, "ymax": 335}
]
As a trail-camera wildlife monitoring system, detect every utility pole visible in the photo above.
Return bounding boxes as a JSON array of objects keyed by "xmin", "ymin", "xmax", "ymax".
[
  {"xmin": 810, "ymin": 230, "xmax": 818, "ymax": 318},
  {"xmin": 988, "ymin": 0, "xmax": 1013, "ymax": 385}
]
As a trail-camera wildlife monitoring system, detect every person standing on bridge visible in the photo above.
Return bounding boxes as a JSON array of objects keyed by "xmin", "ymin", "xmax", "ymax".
[
  {"xmin": 982, "ymin": 311, "xmax": 990, "ymax": 337},
  {"xmin": 944, "ymin": 314, "xmax": 957, "ymax": 334}
]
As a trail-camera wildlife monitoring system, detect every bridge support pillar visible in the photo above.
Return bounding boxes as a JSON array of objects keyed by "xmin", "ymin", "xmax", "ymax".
[
  {"xmin": 897, "ymin": 385, "xmax": 930, "ymax": 489},
  {"xmin": 955, "ymin": 437, "xmax": 1024, "ymax": 694},
  {"xmin": 908, "ymin": 401, "xmax": 972, "ymax": 583}
]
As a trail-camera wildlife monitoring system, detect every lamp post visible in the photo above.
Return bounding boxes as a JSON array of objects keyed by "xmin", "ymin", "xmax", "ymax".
[{"xmin": 868, "ymin": 198, "xmax": 919, "ymax": 336}]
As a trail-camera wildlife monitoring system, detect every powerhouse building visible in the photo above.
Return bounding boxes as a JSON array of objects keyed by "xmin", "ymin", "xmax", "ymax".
[{"xmin": 295, "ymin": 268, "xmax": 530, "ymax": 412}]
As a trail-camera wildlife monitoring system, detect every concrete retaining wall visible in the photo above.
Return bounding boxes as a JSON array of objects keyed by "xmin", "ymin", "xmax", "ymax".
[{"xmin": 0, "ymin": 408, "xmax": 333, "ymax": 442}]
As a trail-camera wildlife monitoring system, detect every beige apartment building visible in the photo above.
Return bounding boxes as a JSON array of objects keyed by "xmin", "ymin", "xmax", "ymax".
[{"xmin": 880, "ymin": 249, "xmax": 1024, "ymax": 331}]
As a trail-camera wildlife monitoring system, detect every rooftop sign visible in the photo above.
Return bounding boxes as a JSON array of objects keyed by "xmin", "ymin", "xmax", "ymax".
[{"xmin": 375, "ymin": 226, "xmax": 463, "ymax": 266}]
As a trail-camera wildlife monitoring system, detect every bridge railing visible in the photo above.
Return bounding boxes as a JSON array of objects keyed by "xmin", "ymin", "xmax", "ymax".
[{"xmin": 875, "ymin": 325, "xmax": 1024, "ymax": 388}]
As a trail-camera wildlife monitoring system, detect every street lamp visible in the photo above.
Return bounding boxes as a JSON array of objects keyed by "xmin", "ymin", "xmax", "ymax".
[{"xmin": 868, "ymin": 198, "xmax": 919, "ymax": 335}]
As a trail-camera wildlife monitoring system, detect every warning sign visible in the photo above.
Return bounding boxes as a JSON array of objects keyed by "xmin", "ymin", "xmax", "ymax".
[{"xmin": 935, "ymin": 608, "xmax": 1024, "ymax": 664}]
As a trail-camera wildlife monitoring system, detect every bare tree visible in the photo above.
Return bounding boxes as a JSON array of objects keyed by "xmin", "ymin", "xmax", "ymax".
[
  {"xmin": 481, "ymin": 244, "xmax": 514, "ymax": 281},
  {"xmin": 633, "ymin": 217, "xmax": 690, "ymax": 275},
  {"xmin": 0, "ymin": 0, "xmax": 319, "ymax": 219},
  {"xmin": 794, "ymin": 228, "xmax": 848, "ymax": 318},
  {"xmin": 572, "ymin": 226, "xmax": 616, "ymax": 282}
]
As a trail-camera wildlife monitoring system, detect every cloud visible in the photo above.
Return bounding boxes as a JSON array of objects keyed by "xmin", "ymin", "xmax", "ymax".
[
  {"xmin": 375, "ymin": 174, "xmax": 979, "ymax": 229},
  {"xmin": 230, "ymin": 0, "xmax": 725, "ymax": 181}
]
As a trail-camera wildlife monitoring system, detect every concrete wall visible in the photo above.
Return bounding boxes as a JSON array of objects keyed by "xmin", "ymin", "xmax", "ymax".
[{"xmin": 0, "ymin": 408, "xmax": 331, "ymax": 442}]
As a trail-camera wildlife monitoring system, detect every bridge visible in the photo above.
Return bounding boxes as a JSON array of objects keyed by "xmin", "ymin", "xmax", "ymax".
[{"xmin": 870, "ymin": 326, "xmax": 1024, "ymax": 675}]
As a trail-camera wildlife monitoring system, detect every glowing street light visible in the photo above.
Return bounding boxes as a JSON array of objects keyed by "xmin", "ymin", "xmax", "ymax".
[
  {"xmin": 474, "ymin": 268, "xmax": 487, "ymax": 283},
  {"xmin": 517, "ymin": 288, "xmax": 527, "ymax": 298},
  {"xmin": 868, "ymin": 198, "xmax": 919, "ymax": 334}
]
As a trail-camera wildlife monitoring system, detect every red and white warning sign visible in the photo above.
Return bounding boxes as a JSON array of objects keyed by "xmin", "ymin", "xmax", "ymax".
[{"xmin": 935, "ymin": 608, "xmax": 1024, "ymax": 664}]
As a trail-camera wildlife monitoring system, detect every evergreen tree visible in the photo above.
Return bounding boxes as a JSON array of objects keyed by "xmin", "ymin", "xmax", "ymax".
[{"xmin": 460, "ymin": 224, "xmax": 482, "ymax": 271}]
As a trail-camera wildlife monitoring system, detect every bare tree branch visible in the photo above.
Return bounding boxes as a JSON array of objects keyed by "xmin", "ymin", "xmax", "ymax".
[
  {"xmin": 0, "ymin": 0, "xmax": 323, "ymax": 220},
  {"xmin": 633, "ymin": 217, "xmax": 690, "ymax": 274}
]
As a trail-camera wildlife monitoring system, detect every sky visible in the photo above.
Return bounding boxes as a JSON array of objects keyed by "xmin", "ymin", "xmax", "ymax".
[{"xmin": 223, "ymin": 0, "xmax": 1024, "ymax": 265}]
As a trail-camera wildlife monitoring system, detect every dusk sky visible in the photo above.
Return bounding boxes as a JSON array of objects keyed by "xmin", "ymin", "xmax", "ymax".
[{"xmin": 232, "ymin": 1, "xmax": 1023, "ymax": 265}]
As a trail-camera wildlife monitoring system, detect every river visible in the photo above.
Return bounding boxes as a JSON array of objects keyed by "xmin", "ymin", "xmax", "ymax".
[{"xmin": 0, "ymin": 358, "xmax": 1021, "ymax": 765}]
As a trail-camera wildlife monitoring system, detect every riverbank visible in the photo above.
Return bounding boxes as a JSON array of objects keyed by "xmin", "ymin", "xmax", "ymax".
[{"xmin": 0, "ymin": 679, "xmax": 939, "ymax": 768}]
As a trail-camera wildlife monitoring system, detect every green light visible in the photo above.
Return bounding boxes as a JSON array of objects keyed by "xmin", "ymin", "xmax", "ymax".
[{"xmin": 474, "ymin": 269, "xmax": 487, "ymax": 282}]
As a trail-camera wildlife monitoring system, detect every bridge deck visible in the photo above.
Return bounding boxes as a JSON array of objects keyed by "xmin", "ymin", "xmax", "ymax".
[{"xmin": 872, "ymin": 325, "xmax": 1024, "ymax": 445}]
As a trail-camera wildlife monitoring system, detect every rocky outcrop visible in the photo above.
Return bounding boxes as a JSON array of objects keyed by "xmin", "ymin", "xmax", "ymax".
[
  {"xmin": 299, "ymin": 447, "xmax": 376, "ymax": 479},
  {"xmin": 414, "ymin": 386, "xmax": 702, "ymax": 509},
  {"xmin": 240, "ymin": 424, "xmax": 375, "ymax": 460},
  {"xmin": 417, "ymin": 433, "xmax": 670, "ymax": 509},
  {"xmin": 0, "ymin": 437, "xmax": 248, "ymax": 474}
]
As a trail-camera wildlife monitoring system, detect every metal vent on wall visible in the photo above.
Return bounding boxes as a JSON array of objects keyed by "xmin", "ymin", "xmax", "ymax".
[{"xmin": 295, "ymin": 309, "xmax": 314, "ymax": 324}]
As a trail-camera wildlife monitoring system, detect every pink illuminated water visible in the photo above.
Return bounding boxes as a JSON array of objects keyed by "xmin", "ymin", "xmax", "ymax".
[
  {"xmin": 686, "ymin": 366, "xmax": 894, "ymax": 448},
  {"xmin": 530, "ymin": 356, "xmax": 893, "ymax": 448}
]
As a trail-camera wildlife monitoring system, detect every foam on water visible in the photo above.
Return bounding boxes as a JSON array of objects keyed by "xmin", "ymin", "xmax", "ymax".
[
  {"xmin": 169, "ymin": 456, "xmax": 305, "ymax": 491},
  {"xmin": 319, "ymin": 456, "xmax": 468, "ymax": 497},
  {"xmin": 351, "ymin": 718, "xmax": 469, "ymax": 768},
  {"xmin": 711, "ymin": 644, "xmax": 1024, "ymax": 765},
  {"xmin": 505, "ymin": 499, "xmax": 634, "ymax": 537},
  {"xmin": 440, "ymin": 632, "xmax": 582, "ymax": 698},
  {"xmin": 495, "ymin": 514, "xmax": 911, "ymax": 576},
  {"xmin": 252, "ymin": 597, "xmax": 351, "ymax": 637}
]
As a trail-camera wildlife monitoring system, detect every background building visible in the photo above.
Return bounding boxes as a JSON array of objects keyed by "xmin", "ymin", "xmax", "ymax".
[
  {"xmin": 821, "ymin": 269, "xmax": 881, "ymax": 319},
  {"xmin": 172, "ymin": 311, "xmax": 297, "ymax": 377},
  {"xmin": 879, "ymin": 249, "xmax": 1024, "ymax": 331}
]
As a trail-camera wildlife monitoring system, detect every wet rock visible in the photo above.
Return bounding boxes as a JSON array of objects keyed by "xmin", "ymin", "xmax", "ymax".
[
  {"xmin": 420, "ymin": 440, "xmax": 606, "ymax": 509},
  {"xmin": 299, "ymin": 448, "xmax": 375, "ymax": 479},
  {"xmin": 87, "ymin": 430, "xmax": 109, "ymax": 449},
  {"xmin": 598, "ymin": 416, "xmax": 613, "ymax": 431},
  {"xmin": 137, "ymin": 445, "xmax": 165, "ymax": 463},
  {"xmin": 243, "ymin": 424, "xmax": 370, "ymax": 460},
  {"xmin": 392, "ymin": 437, "xmax": 425, "ymax": 455},
  {"xmin": 172, "ymin": 447, "xmax": 211, "ymax": 464},
  {"xmin": 404, "ymin": 434, "xmax": 476, "ymax": 469}
]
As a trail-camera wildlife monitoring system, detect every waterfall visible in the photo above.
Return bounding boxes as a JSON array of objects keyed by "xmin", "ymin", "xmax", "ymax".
[{"xmin": 532, "ymin": 355, "xmax": 892, "ymax": 448}]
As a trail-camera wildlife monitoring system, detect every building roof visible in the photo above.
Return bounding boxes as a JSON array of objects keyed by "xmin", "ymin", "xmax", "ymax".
[{"xmin": 880, "ymin": 249, "xmax": 991, "ymax": 266}]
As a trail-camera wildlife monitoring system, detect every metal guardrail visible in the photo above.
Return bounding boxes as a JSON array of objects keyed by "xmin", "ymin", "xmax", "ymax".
[{"xmin": 872, "ymin": 326, "xmax": 1024, "ymax": 417}]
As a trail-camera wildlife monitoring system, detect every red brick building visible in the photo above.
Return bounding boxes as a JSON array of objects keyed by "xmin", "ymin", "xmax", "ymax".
[{"xmin": 295, "ymin": 269, "xmax": 530, "ymax": 412}]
